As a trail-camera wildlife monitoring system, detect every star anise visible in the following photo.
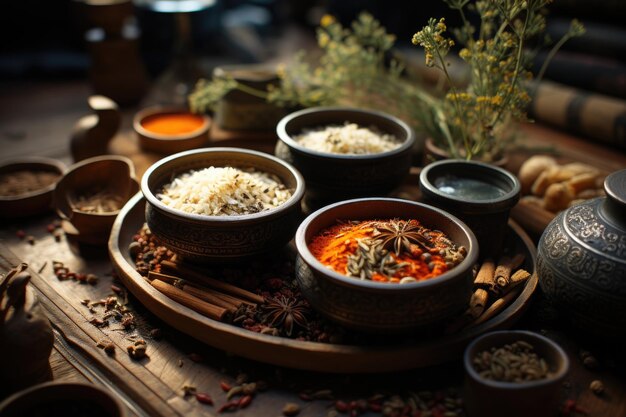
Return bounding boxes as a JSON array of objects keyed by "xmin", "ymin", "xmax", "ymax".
[
  {"xmin": 373, "ymin": 219, "xmax": 433, "ymax": 255},
  {"xmin": 262, "ymin": 295, "xmax": 309, "ymax": 336}
]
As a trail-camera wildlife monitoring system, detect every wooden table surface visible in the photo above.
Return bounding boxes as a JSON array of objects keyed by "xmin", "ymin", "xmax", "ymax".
[{"xmin": 1, "ymin": 78, "xmax": 625, "ymax": 417}]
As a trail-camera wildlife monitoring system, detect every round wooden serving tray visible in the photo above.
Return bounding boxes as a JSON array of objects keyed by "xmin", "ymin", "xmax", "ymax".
[{"xmin": 109, "ymin": 193, "xmax": 538, "ymax": 373}]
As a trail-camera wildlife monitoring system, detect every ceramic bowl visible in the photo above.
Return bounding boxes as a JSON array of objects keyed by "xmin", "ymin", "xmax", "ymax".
[
  {"xmin": 0, "ymin": 157, "xmax": 66, "ymax": 218},
  {"xmin": 419, "ymin": 159, "xmax": 521, "ymax": 258},
  {"xmin": 53, "ymin": 155, "xmax": 139, "ymax": 245},
  {"xmin": 275, "ymin": 106, "xmax": 415, "ymax": 209},
  {"xmin": 0, "ymin": 381, "xmax": 126, "ymax": 417},
  {"xmin": 141, "ymin": 147, "xmax": 305, "ymax": 263},
  {"xmin": 463, "ymin": 330, "xmax": 569, "ymax": 417},
  {"xmin": 133, "ymin": 106, "xmax": 211, "ymax": 154},
  {"xmin": 294, "ymin": 198, "xmax": 478, "ymax": 333}
]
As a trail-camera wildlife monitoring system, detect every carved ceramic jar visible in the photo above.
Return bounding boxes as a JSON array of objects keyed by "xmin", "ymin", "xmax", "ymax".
[{"xmin": 537, "ymin": 169, "xmax": 626, "ymax": 340}]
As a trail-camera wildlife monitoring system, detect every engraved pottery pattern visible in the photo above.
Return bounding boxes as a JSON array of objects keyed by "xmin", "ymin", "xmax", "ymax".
[
  {"xmin": 296, "ymin": 256, "xmax": 469, "ymax": 331},
  {"xmin": 538, "ymin": 199, "xmax": 626, "ymax": 338},
  {"xmin": 146, "ymin": 204, "xmax": 295, "ymax": 258}
]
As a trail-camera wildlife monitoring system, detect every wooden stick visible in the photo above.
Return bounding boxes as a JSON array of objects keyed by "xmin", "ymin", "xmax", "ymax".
[
  {"xmin": 468, "ymin": 288, "xmax": 489, "ymax": 319},
  {"xmin": 494, "ymin": 254, "xmax": 526, "ymax": 290},
  {"xmin": 471, "ymin": 287, "xmax": 522, "ymax": 327},
  {"xmin": 501, "ymin": 269, "xmax": 531, "ymax": 296},
  {"xmin": 151, "ymin": 279, "xmax": 230, "ymax": 322},
  {"xmin": 161, "ymin": 260, "xmax": 265, "ymax": 304},
  {"xmin": 148, "ymin": 271, "xmax": 240, "ymax": 313},
  {"xmin": 474, "ymin": 259, "xmax": 496, "ymax": 288}
]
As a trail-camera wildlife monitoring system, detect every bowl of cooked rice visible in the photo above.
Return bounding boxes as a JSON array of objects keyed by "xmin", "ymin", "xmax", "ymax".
[
  {"xmin": 141, "ymin": 147, "xmax": 305, "ymax": 263},
  {"xmin": 275, "ymin": 107, "xmax": 415, "ymax": 210}
]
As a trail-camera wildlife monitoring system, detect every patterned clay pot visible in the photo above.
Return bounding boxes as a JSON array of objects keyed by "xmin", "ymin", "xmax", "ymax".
[{"xmin": 537, "ymin": 169, "xmax": 626, "ymax": 341}]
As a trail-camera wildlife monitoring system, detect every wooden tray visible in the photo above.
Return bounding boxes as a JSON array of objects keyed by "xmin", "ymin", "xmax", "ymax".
[{"xmin": 109, "ymin": 193, "xmax": 538, "ymax": 373}]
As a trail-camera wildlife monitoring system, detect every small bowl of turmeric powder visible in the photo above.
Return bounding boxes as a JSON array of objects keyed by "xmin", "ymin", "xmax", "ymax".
[
  {"xmin": 134, "ymin": 106, "xmax": 211, "ymax": 154},
  {"xmin": 295, "ymin": 197, "xmax": 478, "ymax": 333}
]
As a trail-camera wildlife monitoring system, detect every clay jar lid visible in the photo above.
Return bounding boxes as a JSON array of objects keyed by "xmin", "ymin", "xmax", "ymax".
[{"xmin": 134, "ymin": 106, "xmax": 211, "ymax": 154}]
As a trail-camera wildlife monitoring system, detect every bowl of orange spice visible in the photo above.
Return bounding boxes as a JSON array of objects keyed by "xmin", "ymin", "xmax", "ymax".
[
  {"xmin": 134, "ymin": 106, "xmax": 211, "ymax": 154},
  {"xmin": 295, "ymin": 198, "xmax": 478, "ymax": 333}
]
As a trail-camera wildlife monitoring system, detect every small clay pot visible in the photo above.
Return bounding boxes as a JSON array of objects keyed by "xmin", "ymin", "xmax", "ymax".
[
  {"xmin": 464, "ymin": 330, "xmax": 569, "ymax": 417},
  {"xmin": 419, "ymin": 159, "xmax": 521, "ymax": 259},
  {"xmin": 134, "ymin": 106, "xmax": 211, "ymax": 154}
]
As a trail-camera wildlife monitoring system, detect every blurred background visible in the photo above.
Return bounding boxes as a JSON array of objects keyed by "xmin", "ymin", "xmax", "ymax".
[
  {"xmin": 1, "ymin": 0, "xmax": 625, "ymax": 150},
  {"xmin": 2, "ymin": 0, "xmax": 624, "ymax": 93}
]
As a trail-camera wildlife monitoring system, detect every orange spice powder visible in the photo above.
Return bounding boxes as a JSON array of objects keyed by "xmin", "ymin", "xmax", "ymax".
[
  {"xmin": 308, "ymin": 219, "xmax": 451, "ymax": 283},
  {"xmin": 141, "ymin": 113, "xmax": 205, "ymax": 135}
]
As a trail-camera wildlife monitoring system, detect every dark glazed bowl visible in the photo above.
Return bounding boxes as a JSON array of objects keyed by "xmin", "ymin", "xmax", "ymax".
[
  {"xmin": 464, "ymin": 330, "xmax": 569, "ymax": 417},
  {"xmin": 420, "ymin": 159, "xmax": 520, "ymax": 258},
  {"xmin": 275, "ymin": 107, "xmax": 415, "ymax": 209},
  {"xmin": 0, "ymin": 157, "xmax": 66, "ymax": 218},
  {"xmin": 294, "ymin": 198, "xmax": 478, "ymax": 333},
  {"xmin": 537, "ymin": 169, "xmax": 626, "ymax": 341},
  {"xmin": 0, "ymin": 381, "xmax": 126, "ymax": 417},
  {"xmin": 134, "ymin": 106, "xmax": 211, "ymax": 154},
  {"xmin": 141, "ymin": 147, "xmax": 305, "ymax": 263}
]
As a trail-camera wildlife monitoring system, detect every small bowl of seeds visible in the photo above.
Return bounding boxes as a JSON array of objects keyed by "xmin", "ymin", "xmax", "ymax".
[
  {"xmin": 141, "ymin": 147, "xmax": 305, "ymax": 263},
  {"xmin": 53, "ymin": 155, "xmax": 139, "ymax": 245},
  {"xmin": 0, "ymin": 157, "xmax": 66, "ymax": 218},
  {"xmin": 463, "ymin": 330, "xmax": 569, "ymax": 417},
  {"xmin": 275, "ymin": 107, "xmax": 415, "ymax": 210}
]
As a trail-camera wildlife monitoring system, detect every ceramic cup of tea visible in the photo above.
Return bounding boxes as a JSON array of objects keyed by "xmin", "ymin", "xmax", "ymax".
[{"xmin": 419, "ymin": 159, "xmax": 521, "ymax": 258}]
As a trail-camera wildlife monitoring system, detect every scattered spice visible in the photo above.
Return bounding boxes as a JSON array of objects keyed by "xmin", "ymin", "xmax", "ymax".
[
  {"xmin": 16, "ymin": 229, "xmax": 26, "ymax": 239},
  {"xmin": 589, "ymin": 380, "xmax": 604, "ymax": 396},
  {"xmin": 26, "ymin": 235, "xmax": 36, "ymax": 245},
  {"xmin": 72, "ymin": 188, "xmax": 124, "ymax": 213},
  {"xmin": 309, "ymin": 219, "xmax": 466, "ymax": 283},
  {"xmin": 579, "ymin": 350, "xmax": 600, "ymax": 371},
  {"xmin": 282, "ymin": 402, "xmax": 300, "ymax": 416},
  {"xmin": 149, "ymin": 328, "xmax": 162, "ymax": 339},
  {"xmin": 195, "ymin": 392, "xmax": 214, "ymax": 405},
  {"xmin": 0, "ymin": 169, "xmax": 59, "ymax": 196},
  {"xmin": 472, "ymin": 340, "xmax": 553, "ymax": 382},
  {"xmin": 561, "ymin": 399, "xmax": 588, "ymax": 416},
  {"xmin": 157, "ymin": 166, "xmax": 292, "ymax": 216},
  {"xmin": 127, "ymin": 339, "xmax": 147, "ymax": 359},
  {"xmin": 96, "ymin": 339, "xmax": 116, "ymax": 356}
]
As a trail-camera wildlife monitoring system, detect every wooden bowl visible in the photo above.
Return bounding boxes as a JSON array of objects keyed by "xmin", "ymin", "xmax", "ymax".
[
  {"xmin": 0, "ymin": 381, "xmax": 126, "ymax": 417},
  {"xmin": 133, "ymin": 106, "xmax": 211, "ymax": 154},
  {"xmin": 53, "ymin": 155, "xmax": 139, "ymax": 245},
  {"xmin": 141, "ymin": 147, "xmax": 305, "ymax": 263},
  {"xmin": 0, "ymin": 157, "xmax": 66, "ymax": 218},
  {"xmin": 294, "ymin": 198, "xmax": 479, "ymax": 333},
  {"xmin": 275, "ymin": 107, "xmax": 415, "ymax": 209},
  {"xmin": 463, "ymin": 330, "xmax": 569, "ymax": 417}
]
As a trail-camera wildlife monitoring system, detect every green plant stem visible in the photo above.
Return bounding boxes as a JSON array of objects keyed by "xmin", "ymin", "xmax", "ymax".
[
  {"xmin": 432, "ymin": 42, "xmax": 467, "ymax": 158},
  {"xmin": 234, "ymin": 82, "xmax": 269, "ymax": 100},
  {"xmin": 530, "ymin": 32, "xmax": 573, "ymax": 99},
  {"xmin": 489, "ymin": 1, "xmax": 531, "ymax": 132}
]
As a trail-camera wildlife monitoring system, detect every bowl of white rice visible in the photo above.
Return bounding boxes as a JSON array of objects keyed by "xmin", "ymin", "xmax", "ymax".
[
  {"xmin": 141, "ymin": 147, "xmax": 305, "ymax": 263},
  {"xmin": 275, "ymin": 107, "xmax": 415, "ymax": 210}
]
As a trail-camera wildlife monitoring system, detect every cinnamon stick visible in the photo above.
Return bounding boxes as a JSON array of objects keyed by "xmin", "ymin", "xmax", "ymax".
[
  {"xmin": 494, "ymin": 254, "xmax": 526, "ymax": 290},
  {"xmin": 471, "ymin": 287, "xmax": 522, "ymax": 327},
  {"xmin": 148, "ymin": 271, "xmax": 240, "ymax": 313},
  {"xmin": 501, "ymin": 269, "xmax": 531, "ymax": 296},
  {"xmin": 151, "ymin": 279, "xmax": 230, "ymax": 322},
  {"xmin": 474, "ymin": 259, "xmax": 496, "ymax": 288},
  {"xmin": 468, "ymin": 288, "xmax": 489, "ymax": 319},
  {"xmin": 161, "ymin": 260, "xmax": 265, "ymax": 304}
]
